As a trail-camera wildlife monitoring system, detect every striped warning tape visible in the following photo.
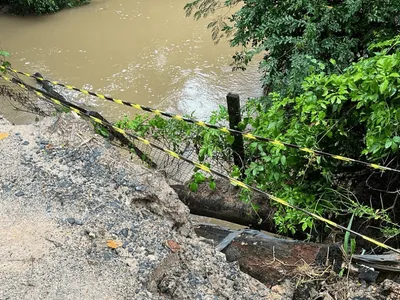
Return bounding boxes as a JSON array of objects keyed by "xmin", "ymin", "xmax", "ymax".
[
  {"xmin": 2, "ymin": 65, "xmax": 400, "ymax": 174},
  {"xmin": 2, "ymin": 73, "xmax": 399, "ymax": 255}
]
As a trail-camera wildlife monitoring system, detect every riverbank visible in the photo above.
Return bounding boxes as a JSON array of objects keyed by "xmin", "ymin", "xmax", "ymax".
[
  {"xmin": 2, "ymin": 113, "xmax": 400, "ymax": 299},
  {"xmin": 0, "ymin": 113, "xmax": 286, "ymax": 299}
]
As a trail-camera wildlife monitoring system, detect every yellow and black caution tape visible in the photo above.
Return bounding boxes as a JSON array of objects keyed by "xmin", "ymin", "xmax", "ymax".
[
  {"xmin": 3, "ymin": 65, "xmax": 400, "ymax": 174},
  {"xmin": 3, "ymin": 67, "xmax": 399, "ymax": 172},
  {"xmin": 2, "ymin": 73, "xmax": 399, "ymax": 255}
]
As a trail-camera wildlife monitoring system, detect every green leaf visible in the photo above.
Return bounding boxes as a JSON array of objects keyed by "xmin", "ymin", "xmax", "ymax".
[
  {"xmin": 385, "ymin": 139, "xmax": 393, "ymax": 149},
  {"xmin": 0, "ymin": 50, "xmax": 10, "ymax": 57},
  {"xmin": 194, "ymin": 172, "xmax": 206, "ymax": 183},
  {"xmin": 350, "ymin": 238, "xmax": 356, "ymax": 255},
  {"xmin": 199, "ymin": 148, "xmax": 206, "ymax": 161},
  {"xmin": 189, "ymin": 182, "xmax": 198, "ymax": 192},
  {"xmin": 380, "ymin": 80, "xmax": 389, "ymax": 94},
  {"xmin": 344, "ymin": 214, "xmax": 354, "ymax": 255},
  {"xmin": 231, "ymin": 166, "xmax": 240, "ymax": 178},
  {"xmin": 209, "ymin": 180, "xmax": 216, "ymax": 190},
  {"xmin": 281, "ymin": 155, "xmax": 286, "ymax": 166},
  {"xmin": 339, "ymin": 268, "xmax": 345, "ymax": 278},
  {"xmin": 273, "ymin": 172, "xmax": 279, "ymax": 181},
  {"xmin": 301, "ymin": 222, "xmax": 308, "ymax": 231},
  {"xmin": 227, "ymin": 135, "xmax": 235, "ymax": 145},
  {"xmin": 272, "ymin": 157, "xmax": 280, "ymax": 165},
  {"xmin": 204, "ymin": 132, "xmax": 210, "ymax": 143},
  {"xmin": 393, "ymin": 136, "xmax": 400, "ymax": 144},
  {"xmin": 207, "ymin": 147, "xmax": 213, "ymax": 157}
]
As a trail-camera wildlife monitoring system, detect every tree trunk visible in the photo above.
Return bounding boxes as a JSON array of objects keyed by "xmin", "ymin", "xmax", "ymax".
[
  {"xmin": 194, "ymin": 223, "xmax": 343, "ymax": 286},
  {"xmin": 171, "ymin": 179, "xmax": 277, "ymax": 231}
]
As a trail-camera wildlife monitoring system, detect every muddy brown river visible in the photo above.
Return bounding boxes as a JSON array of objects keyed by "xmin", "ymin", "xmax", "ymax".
[{"xmin": 0, "ymin": 0, "xmax": 262, "ymax": 124}]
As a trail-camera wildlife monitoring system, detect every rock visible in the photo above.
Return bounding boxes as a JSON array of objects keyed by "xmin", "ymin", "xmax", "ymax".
[
  {"xmin": 135, "ymin": 185, "xmax": 146, "ymax": 191},
  {"xmin": 103, "ymin": 252, "xmax": 113, "ymax": 261},
  {"xmin": 120, "ymin": 228, "xmax": 129, "ymax": 238},
  {"xmin": 381, "ymin": 279, "xmax": 400, "ymax": 300},
  {"xmin": 66, "ymin": 217, "xmax": 76, "ymax": 225},
  {"xmin": 271, "ymin": 281, "xmax": 294, "ymax": 298},
  {"xmin": 358, "ymin": 266, "xmax": 379, "ymax": 283},
  {"xmin": 2, "ymin": 184, "xmax": 11, "ymax": 192},
  {"xmin": 14, "ymin": 191, "xmax": 24, "ymax": 197}
]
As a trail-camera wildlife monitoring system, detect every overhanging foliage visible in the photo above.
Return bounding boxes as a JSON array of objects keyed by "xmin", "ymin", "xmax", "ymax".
[{"xmin": 185, "ymin": 0, "xmax": 400, "ymax": 96}]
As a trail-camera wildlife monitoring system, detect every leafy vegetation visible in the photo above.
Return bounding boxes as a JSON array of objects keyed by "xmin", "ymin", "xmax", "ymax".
[
  {"xmin": 237, "ymin": 36, "xmax": 400, "ymax": 235},
  {"xmin": 2, "ymin": 0, "xmax": 89, "ymax": 15},
  {"xmin": 185, "ymin": 0, "xmax": 400, "ymax": 96},
  {"xmin": 180, "ymin": 0, "xmax": 400, "ymax": 245},
  {"xmin": 0, "ymin": 50, "xmax": 10, "ymax": 69},
  {"xmin": 116, "ymin": 36, "xmax": 400, "ymax": 243},
  {"xmin": 115, "ymin": 111, "xmax": 232, "ymax": 193}
]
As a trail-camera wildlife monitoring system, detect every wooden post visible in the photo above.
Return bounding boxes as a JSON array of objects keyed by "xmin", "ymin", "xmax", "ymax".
[{"xmin": 226, "ymin": 93, "xmax": 245, "ymax": 177}]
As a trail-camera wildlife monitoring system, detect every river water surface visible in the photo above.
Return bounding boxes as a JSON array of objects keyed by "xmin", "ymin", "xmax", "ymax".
[{"xmin": 0, "ymin": 0, "xmax": 262, "ymax": 123}]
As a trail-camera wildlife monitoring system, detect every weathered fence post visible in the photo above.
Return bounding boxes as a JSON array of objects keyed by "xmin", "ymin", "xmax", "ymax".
[{"xmin": 226, "ymin": 93, "xmax": 245, "ymax": 178}]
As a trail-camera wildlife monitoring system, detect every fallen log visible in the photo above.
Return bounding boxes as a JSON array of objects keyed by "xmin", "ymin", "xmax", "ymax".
[
  {"xmin": 194, "ymin": 223, "xmax": 343, "ymax": 286},
  {"xmin": 172, "ymin": 179, "xmax": 277, "ymax": 232},
  {"xmin": 352, "ymin": 253, "xmax": 400, "ymax": 273}
]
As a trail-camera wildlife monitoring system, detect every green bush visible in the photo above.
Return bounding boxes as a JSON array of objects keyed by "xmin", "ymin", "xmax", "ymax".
[
  {"xmin": 6, "ymin": 0, "xmax": 89, "ymax": 15},
  {"xmin": 116, "ymin": 36, "xmax": 400, "ymax": 242},
  {"xmin": 235, "ymin": 35, "xmax": 400, "ymax": 237},
  {"xmin": 185, "ymin": 0, "xmax": 400, "ymax": 96}
]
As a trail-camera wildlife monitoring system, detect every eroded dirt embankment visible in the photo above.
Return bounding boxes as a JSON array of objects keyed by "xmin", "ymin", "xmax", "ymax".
[{"xmin": 0, "ymin": 114, "xmax": 290, "ymax": 299}]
